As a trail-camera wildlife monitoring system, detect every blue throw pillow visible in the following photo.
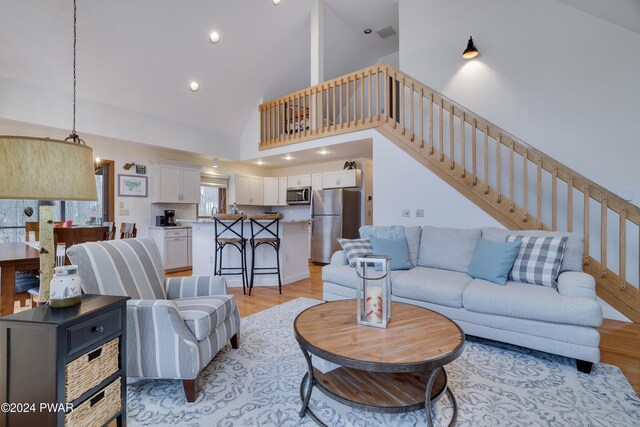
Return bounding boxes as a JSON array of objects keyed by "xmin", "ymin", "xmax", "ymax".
[
  {"xmin": 369, "ymin": 236, "xmax": 413, "ymax": 271},
  {"xmin": 468, "ymin": 238, "xmax": 522, "ymax": 285}
]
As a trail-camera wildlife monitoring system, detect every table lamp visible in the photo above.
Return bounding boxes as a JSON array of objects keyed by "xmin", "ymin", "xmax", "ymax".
[{"xmin": 0, "ymin": 136, "xmax": 97, "ymax": 303}]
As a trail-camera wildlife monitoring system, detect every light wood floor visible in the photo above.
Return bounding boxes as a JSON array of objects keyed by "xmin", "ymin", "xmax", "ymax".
[{"xmin": 167, "ymin": 264, "xmax": 640, "ymax": 395}]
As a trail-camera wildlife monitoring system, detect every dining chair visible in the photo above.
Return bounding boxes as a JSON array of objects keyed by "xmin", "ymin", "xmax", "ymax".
[
  {"xmin": 25, "ymin": 221, "xmax": 65, "ymax": 241},
  {"xmin": 103, "ymin": 221, "xmax": 116, "ymax": 240},
  {"xmin": 120, "ymin": 222, "xmax": 137, "ymax": 239}
]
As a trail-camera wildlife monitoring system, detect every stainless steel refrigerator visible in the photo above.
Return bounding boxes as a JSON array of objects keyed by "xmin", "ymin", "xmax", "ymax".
[{"xmin": 311, "ymin": 189, "xmax": 360, "ymax": 264}]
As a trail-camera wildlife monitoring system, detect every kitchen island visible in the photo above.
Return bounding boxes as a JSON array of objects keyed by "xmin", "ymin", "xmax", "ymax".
[{"xmin": 190, "ymin": 219, "xmax": 310, "ymax": 288}]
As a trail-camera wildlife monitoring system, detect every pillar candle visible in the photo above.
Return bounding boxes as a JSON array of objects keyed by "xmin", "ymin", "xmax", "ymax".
[{"xmin": 365, "ymin": 285, "xmax": 383, "ymax": 323}]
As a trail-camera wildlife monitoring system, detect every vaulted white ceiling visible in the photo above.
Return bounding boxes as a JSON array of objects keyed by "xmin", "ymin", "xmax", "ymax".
[{"xmin": 0, "ymin": 0, "xmax": 398, "ymax": 157}]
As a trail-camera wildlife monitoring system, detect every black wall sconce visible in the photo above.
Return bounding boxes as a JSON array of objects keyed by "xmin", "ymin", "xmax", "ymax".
[{"xmin": 463, "ymin": 36, "xmax": 479, "ymax": 59}]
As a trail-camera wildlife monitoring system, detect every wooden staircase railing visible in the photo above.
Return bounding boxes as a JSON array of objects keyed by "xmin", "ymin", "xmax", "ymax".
[{"xmin": 259, "ymin": 64, "xmax": 640, "ymax": 322}]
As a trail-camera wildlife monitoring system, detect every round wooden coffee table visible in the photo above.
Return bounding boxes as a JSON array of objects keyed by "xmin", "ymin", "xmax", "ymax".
[{"xmin": 293, "ymin": 300, "xmax": 465, "ymax": 426}]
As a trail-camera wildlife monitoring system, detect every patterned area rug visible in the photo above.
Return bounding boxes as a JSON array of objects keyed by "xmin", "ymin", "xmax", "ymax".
[{"xmin": 127, "ymin": 298, "xmax": 640, "ymax": 426}]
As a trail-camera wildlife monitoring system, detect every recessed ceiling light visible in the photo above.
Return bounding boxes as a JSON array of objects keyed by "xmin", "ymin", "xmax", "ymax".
[
  {"xmin": 273, "ymin": 0, "xmax": 281, "ymax": 5},
  {"xmin": 364, "ymin": 28, "xmax": 372, "ymax": 35},
  {"xmin": 283, "ymin": 155, "xmax": 294, "ymax": 161},
  {"xmin": 318, "ymin": 149, "xmax": 329, "ymax": 155},
  {"xmin": 256, "ymin": 160, "xmax": 264, "ymax": 165},
  {"xmin": 210, "ymin": 31, "xmax": 220, "ymax": 44},
  {"xmin": 189, "ymin": 81, "xmax": 199, "ymax": 92}
]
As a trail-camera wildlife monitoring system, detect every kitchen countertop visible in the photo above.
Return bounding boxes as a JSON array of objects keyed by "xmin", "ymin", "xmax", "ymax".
[
  {"xmin": 188, "ymin": 219, "xmax": 311, "ymax": 224},
  {"xmin": 148, "ymin": 225, "xmax": 191, "ymax": 229}
]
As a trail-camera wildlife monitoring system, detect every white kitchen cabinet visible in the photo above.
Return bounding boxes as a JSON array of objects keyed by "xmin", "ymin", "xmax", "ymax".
[
  {"xmin": 264, "ymin": 177, "xmax": 279, "ymax": 206},
  {"xmin": 187, "ymin": 229, "xmax": 193, "ymax": 267},
  {"xmin": 150, "ymin": 161, "xmax": 202, "ymax": 203},
  {"xmin": 249, "ymin": 176, "xmax": 264, "ymax": 205},
  {"xmin": 339, "ymin": 169, "xmax": 362, "ymax": 188},
  {"xmin": 181, "ymin": 168, "xmax": 201, "ymax": 203},
  {"xmin": 149, "ymin": 227, "xmax": 190, "ymax": 271},
  {"xmin": 287, "ymin": 174, "xmax": 311, "ymax": 188},
  {"xmin": 322, "ymin": 169, "xmax": 362, "ymax": 189},
  {"xmin": 165, "ymin": 236, "xmax": 188, "ymax": 270},
  {"xmin": 234, "ymin": 174, "xmax": 251, "ymax": 205},
  {"xmin": 312, "ymin": 173, "xmax": 323, "ymax": 190},
  {"xmin": 278, "ymin": 177, "xmax": 288, "ymax": 206},
  {"xmin": 322, "ymin": 171, "xmax": 340, "ymax": 189},
  {"xmin": 233, "ymin": 174, "xmax": 264, "ymax": 205}
]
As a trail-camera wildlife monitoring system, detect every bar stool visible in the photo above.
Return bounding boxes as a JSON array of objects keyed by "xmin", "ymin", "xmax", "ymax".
[
  {"xmin": 248, "ymin": 213, "xmax": 283, "ymax": 296},
  {"xmin": 213, "ymin": 213, "xmax": 248, "ymax": 294}
]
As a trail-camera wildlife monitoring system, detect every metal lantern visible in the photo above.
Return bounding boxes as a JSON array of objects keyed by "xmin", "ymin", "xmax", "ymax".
[{"xmin": 355, "ymin": 255, "xmax": 392, "ymax": 328}]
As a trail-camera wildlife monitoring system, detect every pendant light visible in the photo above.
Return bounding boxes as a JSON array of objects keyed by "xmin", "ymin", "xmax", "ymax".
[
  {"xmin": 462, "ymin": 36, "xmax": 479, "ymax": 59},
  {"xmin": 0, "ymin": 0, "xmax": 97, "ymax": 304}
]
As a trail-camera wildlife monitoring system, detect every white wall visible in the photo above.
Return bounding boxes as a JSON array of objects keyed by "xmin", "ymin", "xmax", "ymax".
[
  {"xmin": 0, "ymin": 77, "xmax": 237, "ymax": 159},
  {"xmin": 373, "ymin": 136, "xmax": 502, "ymax": 228},
  {"xmin": 399, "ymin": 0, "xmax": 640, "ymax": 206}
]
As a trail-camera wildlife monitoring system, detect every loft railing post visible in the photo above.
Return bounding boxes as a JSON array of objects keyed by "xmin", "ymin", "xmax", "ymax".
[
  {"xmin": 522, "ymin": 149, "xmax": 529, "ymax": 222},
  {"xmin": 471, "ymin": 118, "xmax": 477, "ymax": 185}
]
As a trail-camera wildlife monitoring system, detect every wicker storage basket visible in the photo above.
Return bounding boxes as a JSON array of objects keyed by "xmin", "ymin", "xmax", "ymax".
[
  {"xmin": 65, "ymin": 378, "xmax": 121, "ymax": 427},
  {"xmin": 66, "ymin": 337, "xmax": 119, "ymax": 403}
]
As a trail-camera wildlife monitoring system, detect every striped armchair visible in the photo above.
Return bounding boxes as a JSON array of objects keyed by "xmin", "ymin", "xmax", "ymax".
[{"xmin": 67, "ymin": 237, "xmax": 240, "ymax": 402}]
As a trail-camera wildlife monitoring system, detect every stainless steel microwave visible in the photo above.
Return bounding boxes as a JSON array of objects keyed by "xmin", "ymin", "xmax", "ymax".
[{"xmin": 286, "ymin": 186, "xmax": 312, "ymax": 205}]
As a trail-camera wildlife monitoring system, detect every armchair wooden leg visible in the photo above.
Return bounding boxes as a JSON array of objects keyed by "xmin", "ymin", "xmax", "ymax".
[
  {"xmin": 231, "ymin": 332, "xmax": 239, "ymax": 349},
  {"xmin": 183, "ymin": 375, "xmax": 200, "ymax": 403}
]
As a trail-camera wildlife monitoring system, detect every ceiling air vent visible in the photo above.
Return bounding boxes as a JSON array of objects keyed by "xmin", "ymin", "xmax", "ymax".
[{"xmin": 376, "ymin": 26, "xmax": 396, "ymax": 39}]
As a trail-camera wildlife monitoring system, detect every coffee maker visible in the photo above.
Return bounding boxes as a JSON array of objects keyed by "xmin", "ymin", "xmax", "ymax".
[{"xmin": 164, "ymin": 210, "xmax": 177, "ymax": 226}]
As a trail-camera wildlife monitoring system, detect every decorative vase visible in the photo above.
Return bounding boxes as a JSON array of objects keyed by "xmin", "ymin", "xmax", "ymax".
[{"xmin": 49, "ymin": 265, "xmax": 82, "ymax": 308}]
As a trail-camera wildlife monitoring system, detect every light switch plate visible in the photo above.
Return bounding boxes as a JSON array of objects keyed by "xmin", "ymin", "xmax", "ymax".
[
  {"xmin": 416, "ymin": 209, "xmax": 425, "ymax": 217},
  {"xmin": 119, "ymin": 202, "xmax": 124, "ymax": 208},
  {"xmin": 401, "ymin": 209, "xmax": 410, "ymax": 217}
]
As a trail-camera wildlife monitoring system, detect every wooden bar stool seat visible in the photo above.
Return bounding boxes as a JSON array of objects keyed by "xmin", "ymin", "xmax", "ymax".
[
  {"xmin": 248, "ymin": 213, "xmax": 283, "ymax": 296},
  {"xmin": 213, "ymin": 214, "xmax": 248, "ymax": 295}
]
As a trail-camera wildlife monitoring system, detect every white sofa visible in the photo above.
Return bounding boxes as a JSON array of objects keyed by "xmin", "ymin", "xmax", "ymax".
[{"xmin": 322, "ymin": 226, "xmax": 603, "ymax": 373}]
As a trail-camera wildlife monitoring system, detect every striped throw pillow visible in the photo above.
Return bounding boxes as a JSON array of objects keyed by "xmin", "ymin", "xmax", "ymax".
[
  {"xmin": 338, "ymin": 238, "xmax": 372, "ymax": 267},
  {"xmin": 507, "ymin": 235, "xmax": 568, "ymax": 287}
]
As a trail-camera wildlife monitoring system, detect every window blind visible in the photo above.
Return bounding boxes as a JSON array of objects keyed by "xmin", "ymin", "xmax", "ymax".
[{"xmin": 200, "ymin": 173, "xmax": 228, "ymax": 188}]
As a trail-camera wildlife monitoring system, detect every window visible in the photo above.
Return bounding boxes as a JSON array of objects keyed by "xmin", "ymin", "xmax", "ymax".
[
  {"xmin": 64, "ymin": 173, "xmax": 104, "ymax": 225},
  {"xmin": 197, "ymin": 174, "xmax": 228, "ymax": 218},
  {"xmin": 0, "ymin": 170, "xmax": 106, "ymax": 243},
  {"xmin": 198, "ymin": 185, "xmax": 220, "ymax": 218}
]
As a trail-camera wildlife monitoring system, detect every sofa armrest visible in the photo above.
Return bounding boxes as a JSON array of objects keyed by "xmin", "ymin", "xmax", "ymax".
[
  {"xmin": 126, "ymin": 299, "xmax": 201, "ymax": 379},
  {"xmin": 330, "ymin": 250, "xmax": 349, "ymax": 266},
  {"xmin": 557, "ymin": 271, "xmax": 596, "ymax": 299},
  {"xmin": 165, "ymin": 276, "xmax": 228, "ymax": 299}
]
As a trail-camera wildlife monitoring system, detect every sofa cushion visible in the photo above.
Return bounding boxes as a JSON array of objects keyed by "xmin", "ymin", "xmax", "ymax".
[
  {"xmin": 418, "ymin": 226, "xmax": 481, "ymax": 273},
  {"xmin": 507, "ymin": 235, "xmax": 568, "ymax": 287},
  {"xmin": 338, "ymin": 238, "xmax": 372, "ymax": 267},
  {"xmin": 174, "ymin": 295, "xmax": 236, "ymax": 341},
  {"xmin": 463, "ymin": 279, "xmax": 602, "ymax": 327},
  {"xmin": 369, "ymin": 236, "xmax": 412, "ymax": 270},
  {"xmin": 404, "ymin": 226, "xmax": 422, "ymax": 267},
  {"xmin": 468, "ymin": 239, "xmax": 521, "ymax": 285},
  {"xmin": 392, "ymin": 266, "xmax": 473, "ymax": 308},
  {"xmin": 482, "ymin": 227, "xmax": 584, "ymax": 273},
  {"xmin": 322, "ymin": 264, "xmax": 405, "ymax": 290}
]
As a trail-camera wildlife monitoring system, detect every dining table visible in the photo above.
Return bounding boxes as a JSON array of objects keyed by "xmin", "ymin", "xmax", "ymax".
[{"xmin": 0, "ymin": 242, "xmax": 40, "ymax": 317}]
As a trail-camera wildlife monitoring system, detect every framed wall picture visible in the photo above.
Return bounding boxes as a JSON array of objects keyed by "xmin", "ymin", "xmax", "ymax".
[{"xmin": 118, "ymin": 174, "xmax": 148, "ymax": 197}]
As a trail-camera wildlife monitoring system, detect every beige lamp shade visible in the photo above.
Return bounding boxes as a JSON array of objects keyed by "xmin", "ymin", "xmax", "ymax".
[{"xmin": 0, "ymin": 136, "xmax": 98, "ymax": 201}]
